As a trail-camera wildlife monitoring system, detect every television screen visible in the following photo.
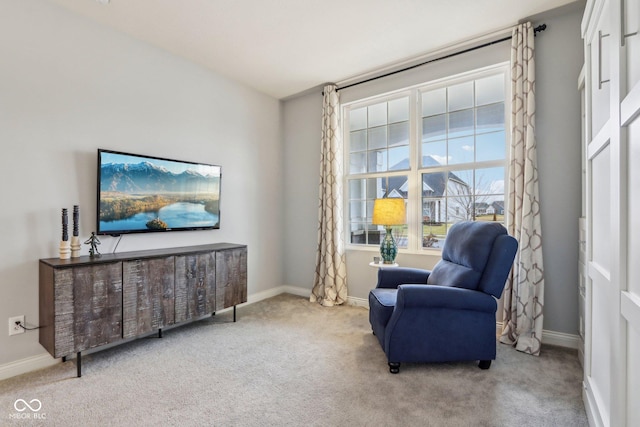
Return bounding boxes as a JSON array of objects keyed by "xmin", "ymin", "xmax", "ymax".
[{"xmin": 97, "ymin": 149, "xmax": 221, "ymax": 235}]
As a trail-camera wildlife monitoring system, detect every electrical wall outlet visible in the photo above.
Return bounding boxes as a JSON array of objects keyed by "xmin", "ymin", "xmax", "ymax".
[{"xmin": 8, "ymin": 315, "xmax": 25, "ymax": 336}]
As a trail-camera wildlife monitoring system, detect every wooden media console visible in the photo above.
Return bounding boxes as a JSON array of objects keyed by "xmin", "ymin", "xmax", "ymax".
[{"xmin": 39, "ymin": 243, "xmax": 247, "ymax": 377}]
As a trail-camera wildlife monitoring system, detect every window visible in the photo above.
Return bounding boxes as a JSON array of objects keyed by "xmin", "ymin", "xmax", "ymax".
[{"xmin": 344, "ymin": 64, "xmax": 509, "ymax": 251}]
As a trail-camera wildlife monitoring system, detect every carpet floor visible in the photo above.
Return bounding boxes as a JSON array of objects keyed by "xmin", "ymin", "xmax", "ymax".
[{"xmin": 0, "ymin": 293, "xmax": 588, "ymax": 426}]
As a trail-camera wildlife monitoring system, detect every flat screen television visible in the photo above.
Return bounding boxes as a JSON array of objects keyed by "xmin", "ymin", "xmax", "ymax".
[{"xmin": 97, "ymin": 149, "xmax": 221, "ymax": 236}]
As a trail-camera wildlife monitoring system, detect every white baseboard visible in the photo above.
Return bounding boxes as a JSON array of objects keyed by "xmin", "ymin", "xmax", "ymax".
[
  {"xmin": 0, "ymin": 353, "xmax": 59, "ymax": 381},
  {"xmin": 278, "ymin": 285, "xmax": 310, "ymax": 298},
  {"xmin": 495, "ymin": 321, "xmax": 580, "ymax": 350},
  {"xmin": 542, "ymin": 329, "xmax": 581, "ymax": 349},
  {"xmin": 583, "ymin": 377, "xmax": 605, "ymax": 427},
  {"xmin": 347, "ymin": 296, "xmax": 369, "ymax": 307},
  {"xmin": 279, "ymin": 286, "xmax": 369, "ymax": 308},
  {"xmin": 248, "ymin": 285, "xmax": 301, "ymax": 303}
]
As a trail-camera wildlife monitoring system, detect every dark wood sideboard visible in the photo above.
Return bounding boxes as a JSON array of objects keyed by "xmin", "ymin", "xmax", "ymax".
[{"xmin": 39, "ymin": 243, "xmax": 247, "ymax": 377}]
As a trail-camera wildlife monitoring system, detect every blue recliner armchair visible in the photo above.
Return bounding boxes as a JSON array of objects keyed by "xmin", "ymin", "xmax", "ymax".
[{"xmin": 368, "ymin": 221, "xmax": 518, "ymax": 373}]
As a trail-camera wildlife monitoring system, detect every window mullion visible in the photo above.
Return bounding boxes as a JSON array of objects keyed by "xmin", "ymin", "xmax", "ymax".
[{"xmin": 407, "ymin": 89, "xmax": 420, "ymax": 252}]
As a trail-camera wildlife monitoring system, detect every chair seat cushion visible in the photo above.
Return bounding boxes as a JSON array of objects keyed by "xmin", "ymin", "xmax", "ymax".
[
  {"xmin": 369, "ymin": 288, "xmax": 397, "ymax": 330},
  {"xmin": 370, "ymin": 288, "xmax": 397, "ymax": 314}
]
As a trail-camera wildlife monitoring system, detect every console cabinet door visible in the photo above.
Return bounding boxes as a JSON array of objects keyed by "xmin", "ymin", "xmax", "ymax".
[
  {"xmin": 53, "ymin": 262, "xmax": 123, "ymax": 356},
  {"xmin": 215, "ymin": 247, "xmax": 247, "ymax": 310},
  {"xmin": 175, "ymin": 253, "xmax": 215, "ymax": 323},
  {"xmin": 123, "ymin": 257, "xmax": 175, "ymax": 338}
]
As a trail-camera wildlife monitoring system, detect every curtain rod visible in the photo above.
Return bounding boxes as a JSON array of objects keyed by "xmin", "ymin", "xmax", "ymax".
[{"xmin": 330, "ymin": 23, "xmax": 547, "ymax": 93}]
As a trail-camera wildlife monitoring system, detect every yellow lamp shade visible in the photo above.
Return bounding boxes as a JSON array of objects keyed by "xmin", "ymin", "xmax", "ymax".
[{"xmin": 372, "ymin": 198, "xmax": 406, "ymax": 226}]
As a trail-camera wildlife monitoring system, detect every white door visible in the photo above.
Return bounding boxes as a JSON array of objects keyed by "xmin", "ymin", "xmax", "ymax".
[
  {"xmin": 624, "ymin": 107, "xmax": 640, "ymax": 427},
  {"xmin": 621, "ymin": 1, "xmax": 640, "ymax": 425},
  {"xmin": 583, "ymin": 2, "xmax": 614, "ymax": 423},
  {"xmin": 583, "ymin": 1, "xmax": 640, "ymax": 425}
]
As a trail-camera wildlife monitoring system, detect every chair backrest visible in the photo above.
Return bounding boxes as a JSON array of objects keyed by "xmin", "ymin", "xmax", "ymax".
[{"xmin": 426, "ymin": 221, "xmax": 517, "ymax": 298}]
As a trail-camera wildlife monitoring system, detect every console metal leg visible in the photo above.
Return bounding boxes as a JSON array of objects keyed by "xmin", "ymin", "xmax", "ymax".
[
  {"xmin": 77, "ymin": 352, "xmax": 82, "ymax": 378},
  {"xmin": 158, "ymin": 328, "xmax": 162, "ymax": 338},
  {"xmin": 233, "ymin": 305, "xmax": 237, "ymax": 322}
]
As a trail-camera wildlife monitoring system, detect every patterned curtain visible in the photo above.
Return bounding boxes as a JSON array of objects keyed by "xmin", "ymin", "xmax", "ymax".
[
  {"xmin": 310, "ymin": 84, "xmax": 348, "ymax": 306},
  {"xmin": 499, "ymin": 22, "xmax": 545, "ymax": 356}
]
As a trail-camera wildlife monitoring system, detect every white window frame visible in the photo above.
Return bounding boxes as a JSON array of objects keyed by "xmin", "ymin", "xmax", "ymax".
[{"xmin": 343, "ymin": 62, "xmax": 511, "ymax": 255}]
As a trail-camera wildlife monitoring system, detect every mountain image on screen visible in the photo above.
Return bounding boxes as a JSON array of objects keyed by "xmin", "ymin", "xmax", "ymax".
[
  {"xmin": 101, "ymin": 162, "xmax": 218, "ymax": 194},
  {"xmin": 97, "ymin": 151, "xmax": 221, "ymax": 234}
]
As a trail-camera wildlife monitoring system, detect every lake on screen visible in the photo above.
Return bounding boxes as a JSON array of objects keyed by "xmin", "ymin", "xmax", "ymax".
[{"xmin": 100, "ymin": 202, "xmax": 219, "ymax": 231}]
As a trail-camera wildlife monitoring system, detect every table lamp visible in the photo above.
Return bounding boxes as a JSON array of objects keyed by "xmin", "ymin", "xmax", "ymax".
[{"xmin": 372, "ymin": 198, "xmax": 406, "ymax": 264}]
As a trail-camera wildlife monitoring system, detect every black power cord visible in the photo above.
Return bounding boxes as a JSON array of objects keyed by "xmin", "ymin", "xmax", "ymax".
[{"xmin": 15, "ymin": 321, "xmax": 41, "ymax": 331}]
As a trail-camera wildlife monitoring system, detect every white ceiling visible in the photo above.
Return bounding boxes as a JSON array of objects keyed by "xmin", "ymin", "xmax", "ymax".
[{"xmin": 47, "ymin": 0, "xmax": 579, "ymax": 99}]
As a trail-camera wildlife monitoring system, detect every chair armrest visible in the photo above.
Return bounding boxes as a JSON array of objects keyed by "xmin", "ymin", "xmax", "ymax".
[
  {"xmin": 396, "ymin": 284, "xmax": 497, "ymax": 313},
  {"xmin": 376, "ymin": 267, "xmax": 431, "ymax": 289}
]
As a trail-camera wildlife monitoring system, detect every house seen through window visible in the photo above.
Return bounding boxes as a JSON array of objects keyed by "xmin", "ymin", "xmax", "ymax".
[{"xmin": 345, "ymin": 64, "xmax": 508, "ymax": 251}]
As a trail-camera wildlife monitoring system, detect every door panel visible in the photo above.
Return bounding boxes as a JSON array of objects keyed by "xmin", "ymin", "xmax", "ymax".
[
  {"xmin": 627, "ymin": 318, "xmax": 640, "ymax": 427},
  {"xmin": 624, "ymin": 75, "xmax": 640, "ymax": 427},
  {"xmin": 588, "ymin": 143, "xmax": 612, "ymax": 418}
]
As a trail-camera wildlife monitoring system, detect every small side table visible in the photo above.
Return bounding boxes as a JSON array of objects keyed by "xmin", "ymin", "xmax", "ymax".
[{"xmin": 369, "ymin": 261, "xmax": 399, "ymax": 268}]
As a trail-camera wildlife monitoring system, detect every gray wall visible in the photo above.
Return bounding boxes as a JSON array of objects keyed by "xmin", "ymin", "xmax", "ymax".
[
  {"xmin": 282, "ymin": 3, "xmax": 584, "ymax": 335},
  {"xmin": 282, "ymin": 94, "xmax": 322, "ymax": 287},
  {"xmin": 0, "ymin": 0, "xmax": 283, "ymax": 366},
  {"xmin": 533, "ymin": 4, "xmax": 584, "ymax": 336}
]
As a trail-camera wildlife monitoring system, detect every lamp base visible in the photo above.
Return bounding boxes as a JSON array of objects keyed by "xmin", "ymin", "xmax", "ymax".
[{"xmin": 379, "ymin": 226, "xmax": 398, "ymax": 264}]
